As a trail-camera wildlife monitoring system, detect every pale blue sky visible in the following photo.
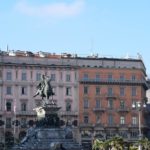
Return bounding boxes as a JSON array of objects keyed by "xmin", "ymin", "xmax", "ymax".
[{"xmin": 0, "ymin": 0, "xmax": 150, "ymax": 74}]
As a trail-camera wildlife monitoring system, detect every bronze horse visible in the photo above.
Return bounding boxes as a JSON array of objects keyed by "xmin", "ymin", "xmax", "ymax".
[{"xmin": 33, "ymin": 75, "xmax": 55, "ymax": 105}]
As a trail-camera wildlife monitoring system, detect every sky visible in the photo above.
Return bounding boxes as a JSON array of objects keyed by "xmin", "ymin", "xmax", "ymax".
[{"xmin": 0, "ymin": 0, "xmax": 150, "ymax": 75}]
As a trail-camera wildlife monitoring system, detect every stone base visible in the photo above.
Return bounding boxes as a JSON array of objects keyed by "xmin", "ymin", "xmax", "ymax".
[
  {"xmin": 35, "ymin": 104, "xmax": 61, "ymax": 128},
  {"xmin": 12, "ymin": 128, "xmax": 82, "ymax": 150}
]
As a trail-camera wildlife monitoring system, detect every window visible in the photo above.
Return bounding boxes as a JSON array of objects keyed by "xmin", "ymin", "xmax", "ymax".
[
  {"xmin": 131, "ymin": 74, "xmax": 136, "ymax": 81},
  {"xmin": 119, "ymin": 131, "xmax": 127, "ymax": 138},
  {"xmin": 96, "ymin": 74, "xmax": 100, "ymax": 81},
  {"xmin": 120, "ymin": 116, "xmax": 125, "ymax": 125},
  {"xmin": 66, "ymin": 87, "xmax": 71, "ymax": 96},
  {"xmin": 60, "ymin": 72, "xmax": 63, "ymax": 80},
  {"xmin": 52, "ymin": 87, "xmax": 56, "ymax": 95},
  {"xmin": 16, "ymin": 70, "xmax": 18, "ymax": 79},
  {"xmin": 51, "ymin": 74, "xmax": 56, "ymax": 81},
  {"xmin": 0, "ymin": 70, "xmax": 2, "ymax": 78},
  {"xmin": 21, "ymin": 87, "xmax": 27, "ymax": 95},
  {"xmin": 96, "ymin": 87, "xmax": 100, "ymax": 95},
  {"xmin": 120, "ymin": 87, "xmax": 125, "ymax": 96},
  {"xmin": 6, "ymin": 118, "xmax": 11, "ymax": 128},
  {"xmin": 66, "ymin": 74, "xmax": 71, "ymax": 82},
  {"xmin": 108, "ymin": 99, "xmax": 113, "ymax": 109},
  {"xmin": 96, "ymin": 115, "xmax": 100, "ymax": 123},
  {"xmin": 108, "ymin": 74, "xmax": 113, "ymax": 81},
  {"xmin": 66, "ymin": 101, "xmax": 71, "ymax": 111},
  {"xmin": 84, "ymin": 86, "xmax": 88, "ymax": 94},
  {"xmin": 108, "ymin": 87, "xmax": 113, "ymax": 96},
  {"xmin": 6, "ymin": 86, "xmax": 12, "ymax": 95},
  {"xmin": 6, "ymin": 72, "xmax": 12, "ymax": 80},
  {"xmin": 6, "ymin": 102, "xmax": 11, "ymax": 111},
  {"xmin": 131, "ymin": 87, "xmax": 136, "ymax": 96},
  {"xmin": 84, "ymin": 116, "xmax": 89, "ymax": 123},
  {"xmin": 22, "ymin": 72, "xmax": 27, "ymax": 81},
  {"xmin": 132, "ymin": 116, "xmax": 137, "ymax": 125},
  {"xmin": 131, "ymin": 131, "xmax": 138, "ymax": 138},
  {"xmin": 95, "ymin": 99, "xmax": 100, "ymax": 108},
  {"xmin": 30, "ymin": 71, "xmax": 32, "ymax": 79},
  {"xmin": 83, "ymin": 99, "xmax": 89, "ymax": 109},
  {"xmin": 83, "ymin": 73, "xmax": 88, "ymax": 81},
  {"xmin": 36, "ymin": 73, "xmax": 41, "ymax": 81},
  {"xmin": 120, "ymin": 100, "xmax": 125, "ymax": 109},
  {"xmin": 21, "ymin": 118, "xmax": 27, "ymax": 128},
  {"xmin": 21, "ymin": 103, "xmax": 27, "ymax": 111},
  {"xmin": 75, "ymin": 72, "xmax": 77, "ymax": 81},
  {"xmin": 108, "ymin": 115, "xmax": 113, "ymax": 125},
  {"xmin": 120, "ymin": 74, "xmax": 125, "ymax": 81}
]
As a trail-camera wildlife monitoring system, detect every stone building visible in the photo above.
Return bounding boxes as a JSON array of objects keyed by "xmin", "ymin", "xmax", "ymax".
[
  {"xmin": 0, "ymin": 51, "xmax": 79, "ymax": 145},
  {"xmin": 0, "ymin": 50, "xmax": 149, "ymax": 148},
  {"xmin": 78, "ymin": 57, "xmax": 148, "ymax": 147}
]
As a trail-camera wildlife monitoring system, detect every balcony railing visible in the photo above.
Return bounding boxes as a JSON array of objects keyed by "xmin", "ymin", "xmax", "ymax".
[
  {"xmin": 93, "ymin": 107, "xmax": 105, "ymax": 112},
  {"xmin": 80, "ymin": 78, "xmax": 147, "ymax": 85},
  {"xmin": 105, "ymin": 123, "xmax": 118, "ymax": 128},
  {"xmin": 79, "ymin": 123, "xmax": 94, "ymax": 127},
  {"xmin": 129, "ymin": 124, "xmax": 138, "ymax": 128},
  {"xmin": 117, "ymin": 107, "xmax": 130, "ymax": 112},
  {"xmin": 118, "ymin": 124, "xmax": 128, "ymax": 128},
  {"xmin": 59, "ymin": 111, "xmax": 78, "ymax": 116},
  {"xmin": 16, "ymin": 111, "xmax": 36, "ymax": 116}
]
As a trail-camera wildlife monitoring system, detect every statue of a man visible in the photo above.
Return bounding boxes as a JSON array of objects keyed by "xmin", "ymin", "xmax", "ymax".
[
  {"xmin": 33, "ymin": 74, "xmax": 55, "ymax": 105},
  {"xmin": 33, "ymin": 75, "xmax": 45, "ymax": 99}
]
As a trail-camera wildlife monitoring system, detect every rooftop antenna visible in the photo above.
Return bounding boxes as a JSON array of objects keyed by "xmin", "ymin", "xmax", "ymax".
[
  {"xmin": 137, "ymin": 52, "xmax": 143, "ymax": 60},
  {"xmin": 7, "ymin": 44, "xmax": 9, "ymax": 51},
  {"xmin": 124, "ymin": 53, "xmax": 130, "ymax": 59},
  {"xmin": 90, "ymin": 38, "xmax": 94, "ymax": 56}
]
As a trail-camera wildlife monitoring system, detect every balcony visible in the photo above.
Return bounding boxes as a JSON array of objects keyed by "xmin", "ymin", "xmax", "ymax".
[
  {"xmin": 118, "ymin": 124, "xmax": 128, "ymax": 128},
  {"xmin": 80, "ymin": 78, "xmax": 147, "ymax": 88},
  {"xmin": 79, "ymin": 123, "xmax": 93, "ymax": 128},
  {"xmin": 59, "ymin": 111, "xmax": 78, "ymax": 116},
  {"xmin": 129, "ymin": 124, "xmax": 138, "ymax": 128},
  {"xmin": 117, "ymin": 107, "xmax": 130, "ymax": 112},
  {"xmin": 105, "ymin": 123, "xmax": 118, "ymax": 128},
  {"xmin": 106, "ymin": 94, "xmax": 117, "ymax": 99},
  {"xmin": 16, "ymin": 111, "xmax": 36, "ymax": 116},
  {"xmin": 94, "ymin": 123, "xmax": 105, "ymax": 130},
  {"xmin": 93, "ymin": 107, "xmax": 105, "ymax": 112},
  {"xmin": 3, "ymin": 80, "xmax": 34, "ymax": 86}
]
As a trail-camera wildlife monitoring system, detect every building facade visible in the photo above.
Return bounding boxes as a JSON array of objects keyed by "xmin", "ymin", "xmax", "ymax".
[
  {"xmin": 0, "ymin": 51, "xmax": 79, "ymax": 146},
  {"xmin": 78, "ymin": 58, "xmax": 148, "ymax": 147},
  {"xmin": 0, "ymin": 50, "xmax": 149, "ymax": 147}
]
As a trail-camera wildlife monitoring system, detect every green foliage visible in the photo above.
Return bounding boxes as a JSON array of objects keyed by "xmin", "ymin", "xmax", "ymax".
[
  {"xmin": 92, "ymin": 136, "xmax": 150, "ymax": 150},
  {"xmin": 138, "ymin": 138, "xmax": 150, "ymax": 150},
  {"xmin": 129, "ymin": 145, "xmax": 138, "ymax": 150},
  {"xmin": 107, "ymin": 136, "xmax": 124, "ymax": 150},
  {"xmin": 92, "ymin": 139, "xmax": 106, "ymax": 150}
]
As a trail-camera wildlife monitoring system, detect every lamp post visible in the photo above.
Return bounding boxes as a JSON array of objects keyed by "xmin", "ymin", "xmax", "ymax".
[{"xmin": 132, "ymin": 101, "xmax": 146, "ymax": 150}]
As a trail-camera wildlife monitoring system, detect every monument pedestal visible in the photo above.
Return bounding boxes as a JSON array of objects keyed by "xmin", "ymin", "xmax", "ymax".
[{"xmin": 12, "ymin": 103, "xmax": 82, "ymax": 150}]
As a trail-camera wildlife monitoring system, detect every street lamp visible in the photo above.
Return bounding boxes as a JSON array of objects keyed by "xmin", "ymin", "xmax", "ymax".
[{"xmin": 132, "ymin": 101, "xmax": 146, "ymax": 150}]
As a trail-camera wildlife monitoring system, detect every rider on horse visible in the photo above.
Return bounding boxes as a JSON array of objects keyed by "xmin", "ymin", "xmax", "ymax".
[{"xmin": 33, "ymin": 75, "xmax": 55, "ymax": 104}]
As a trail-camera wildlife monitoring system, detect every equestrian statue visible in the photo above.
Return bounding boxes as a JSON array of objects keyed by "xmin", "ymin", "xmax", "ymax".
[{"xmin": 33, "ymin": 74, "xmax": 55, "ymax": 106}]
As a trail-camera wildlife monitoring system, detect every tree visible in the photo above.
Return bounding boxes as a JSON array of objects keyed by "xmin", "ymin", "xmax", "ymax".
[
  {"xmin": 138, "ymin": 138, "xmax": 150, "ymax": 150},
  {"xmin": 92, "ymin": 139, "xmax": 105, "ymax": 150},
  {"xmin": 107, "ymin": 136, "xmax": 124, "ymax": 150}
]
